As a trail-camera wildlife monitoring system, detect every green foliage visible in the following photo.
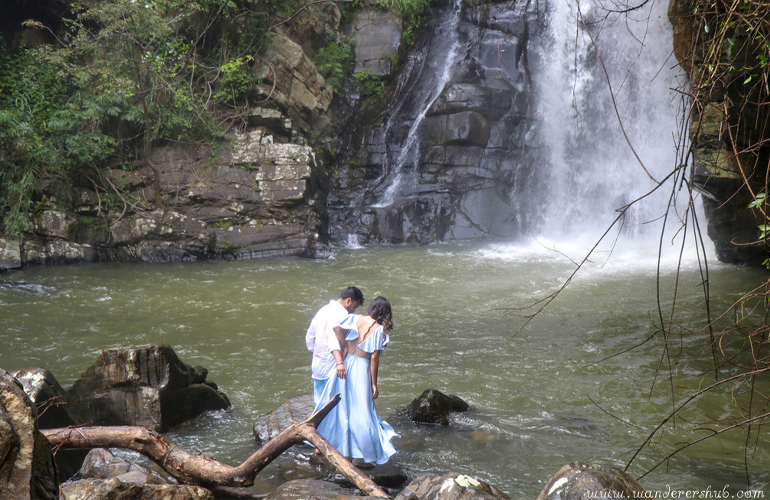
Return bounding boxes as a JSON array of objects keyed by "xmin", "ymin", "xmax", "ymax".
[
  {"xmin": 747, "ymin": 192, "xmax": 766, "ymax": 209},
  {"xmin": 376, "ymin": 0, "xmax": 430, "ymax": 45},
  {"xmin": 314, "ymin": 38, "xmax": 356, "ymax": 90},
  {"xmin": 215, "ymin": 55, "xmax": 259, "ymax": 101},
  {"xmin": 0, "ymin": 44, "xmax": 61, "ymax": 236},
  {"xmin": 352, "ymin": 70, "xmax": 387, "ymax": 98},
  {"xmin": 376, "ymin": 0, "xmax": 430, "ymax": 18}
]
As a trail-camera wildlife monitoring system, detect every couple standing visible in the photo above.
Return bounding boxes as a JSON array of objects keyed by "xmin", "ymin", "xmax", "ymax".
[{"xmin": 305, "ymin": 287, "xmax": 399, "ymax": 465}]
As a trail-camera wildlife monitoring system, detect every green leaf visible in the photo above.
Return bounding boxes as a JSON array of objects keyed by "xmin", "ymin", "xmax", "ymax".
[{"xmin": 748, "ymin": 192, "xmax": 766, "ymax": 208}]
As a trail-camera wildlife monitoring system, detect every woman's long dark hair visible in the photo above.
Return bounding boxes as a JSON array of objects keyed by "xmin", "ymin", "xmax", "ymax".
[{"xmin": 368, "ymin": 296, "xmax": 394, "ymax": 332}]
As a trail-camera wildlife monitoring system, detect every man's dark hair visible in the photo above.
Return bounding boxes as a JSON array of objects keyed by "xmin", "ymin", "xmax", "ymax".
[{"xmin": 339, "ymin": 286, "xmax": 364, "ymax": 305}]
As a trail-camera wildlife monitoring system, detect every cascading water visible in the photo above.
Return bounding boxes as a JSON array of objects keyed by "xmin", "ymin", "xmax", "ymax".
[
  {"xmin": 375, "ymin": 0, "xmax": 466, "ymax": 207},
  {"xmin": 332, "ymin": 0, "xmax": 709, "ymax": 262},
  {"xmin": 528, "ymin": 0, "xmax": 692, "ymax": 248}
]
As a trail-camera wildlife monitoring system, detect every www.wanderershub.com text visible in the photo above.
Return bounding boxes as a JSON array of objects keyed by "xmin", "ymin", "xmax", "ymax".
[{"xmin": 583, "ymin": 485, "xmax": 765, "ymax": 499}]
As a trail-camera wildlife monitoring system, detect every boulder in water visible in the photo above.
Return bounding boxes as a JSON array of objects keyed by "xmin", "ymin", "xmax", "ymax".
[
  {"xmin": 265, "ymin": 478, "xmax": 385, "ymax": 499},
  {"xmin": 403, "ymin": 389, "xmax": 469, "ymax": 426},
  {"xmin": 393, "ymin": 472, "xmax": 509, "ymax": 500},
  {"xmin": 0, "ymin": 239, "xmax": 22, "ymax": 270},
  {"xmin": 536, "ymin": 462, "xmax": 647, "ymax": 500},
  {"xmin": 67, "ymin": 343, "xmax": 231, "ymax": 432}
]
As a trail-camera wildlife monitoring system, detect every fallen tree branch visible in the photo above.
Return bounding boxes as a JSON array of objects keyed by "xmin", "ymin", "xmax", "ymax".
[{"xmin": 42, "ymin": 395, "xmax": 389, "ymax": 498}]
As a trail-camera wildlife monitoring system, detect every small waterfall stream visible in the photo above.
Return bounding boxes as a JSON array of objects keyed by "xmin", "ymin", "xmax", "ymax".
[{"xmin": 375, "ymin": 0, "xmax": 466, "ymax": 207}]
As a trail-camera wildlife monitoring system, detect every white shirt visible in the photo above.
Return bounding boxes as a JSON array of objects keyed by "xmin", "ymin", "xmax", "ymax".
[{"xmin": 306, "ymin": 300, "xmax": 348, "ymax": 380}]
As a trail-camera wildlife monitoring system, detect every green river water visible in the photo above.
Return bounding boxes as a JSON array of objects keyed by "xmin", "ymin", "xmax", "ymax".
[{"xmin": 1, "ymin": 239, "xmax": 768, "ymax": 498}]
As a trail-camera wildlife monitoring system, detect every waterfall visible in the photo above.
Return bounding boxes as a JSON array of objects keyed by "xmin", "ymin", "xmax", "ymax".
[
  {"xmin": 374, "ymin": 0, "xmax": 465, "ymax": 208},
  {"xmin": 332, "ymin": 0, "xmax": 709, "ymax": 260},
  {"xmin": 529, "ymin": 0, "xmax": 691, "ymax": 246}
]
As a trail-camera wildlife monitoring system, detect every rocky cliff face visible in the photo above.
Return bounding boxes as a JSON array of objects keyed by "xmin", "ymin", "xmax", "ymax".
[
  {"xmin": 0, "ymin": 130, "xmax": 326, "ymax": 267},
  {"xmin": 328, "ymin": 0, "xmax": 538, "ymax": 246},
  {"xmin": 669, "ymin": 0, "xmax": 770, "ymax": 264},
  {"xmin": 6, "ymin": 0, "xmax": 743, "ymax": 269},
  {"xmin": 0, "ymin": 0, "xmax": 545, "ymax": 270},
  {"xmin": 1, "ymin": 3, "xmax": 340, "ymax": 269}
]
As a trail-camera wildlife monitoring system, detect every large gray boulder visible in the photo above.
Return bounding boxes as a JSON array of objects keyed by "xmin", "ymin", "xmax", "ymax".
[
  {"xmin": 12, "ymin": 368, "xmax": 77, "ymax": 430},
  {"xmin": 0, "ymin": 368, "xmax": 59, "ymax": 499},
  {"xmin": 394, "ymin": 472, "xmax": 509, "ymax": 500},
  {"xmin": 536, "ymin": 462, "xmax": 647, "ymax": 500},
  {"xmin": 67, "ymin": 343, "xmax": 231, "ymax": 432}
]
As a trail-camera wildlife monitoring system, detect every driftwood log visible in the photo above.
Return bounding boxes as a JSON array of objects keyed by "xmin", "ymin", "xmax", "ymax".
[{"xmin": 42, "ymin": 395, "xmax": 389, "ymax": 498}]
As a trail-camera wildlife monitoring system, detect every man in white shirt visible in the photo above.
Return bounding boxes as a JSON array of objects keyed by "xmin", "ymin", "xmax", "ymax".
[{"xmin": 306, "ymin": 286, "xmax": 364, "ymax": 406}]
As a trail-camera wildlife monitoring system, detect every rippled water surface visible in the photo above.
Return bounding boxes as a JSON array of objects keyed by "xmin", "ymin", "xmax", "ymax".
[{"xmin": 1, "ymin": 241, "xmax": 768, "ymax": 497}]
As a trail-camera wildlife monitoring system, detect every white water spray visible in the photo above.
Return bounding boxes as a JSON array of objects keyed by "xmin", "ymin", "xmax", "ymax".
[{"xmin": 526, "ymin": 0, "xmax": 708, "ymax": 262}]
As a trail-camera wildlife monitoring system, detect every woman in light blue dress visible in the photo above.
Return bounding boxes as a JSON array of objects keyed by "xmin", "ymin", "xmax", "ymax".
[{"xmin": 313, "ymin": 296, "xmax": 399, "ymax": 465}]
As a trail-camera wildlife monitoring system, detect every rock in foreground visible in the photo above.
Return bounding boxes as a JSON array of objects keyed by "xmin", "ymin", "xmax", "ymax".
[
  {"xmin": 0, "ymin": 368, "xmax": 58, "ymax": 500},
  {"xmin": 394, "ymin": 472, "xmax": 510, "ymax": 500},
  {"xmin": 67, "ymin": 343, "xmax": 231, "ymax": 432},
  {"xmin": 536, "ymin": 462, "xmax": 647, "ymax": 500}
]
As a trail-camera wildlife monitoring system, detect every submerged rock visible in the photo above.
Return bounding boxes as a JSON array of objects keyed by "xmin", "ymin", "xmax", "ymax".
[
  {"xmin": 0, "ymin": 368, "xmax": 59, "ymax": 500},
  {"xmin": 323, "ymin": 459, "xmax": 409, "ymax": 490},
  {"xmin": 67, "ymin": 343, "xmax": 231, "ymax": 432},
  {"xmin": 394, "ymin": 472, "xmax": 509, "ymax": 500},
  {"xmin": 536, "ymin": 462, "xmax": 646, "ymax": 500},
  {"xmin": 265, "ymin": 478, "xmax": 386, "ymax": 500},
  {"xmin": 253, "ymin": 393, "xmax": 315, "ymax": 442},
  {"xmin": 403, "ymin": 389, "xmax": 469, "ymax": 426}
]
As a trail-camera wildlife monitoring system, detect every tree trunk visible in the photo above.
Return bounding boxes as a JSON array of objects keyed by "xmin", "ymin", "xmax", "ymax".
[{"xmin": 42, "ymin": 395, "xmax": 388, "ymax": 498}]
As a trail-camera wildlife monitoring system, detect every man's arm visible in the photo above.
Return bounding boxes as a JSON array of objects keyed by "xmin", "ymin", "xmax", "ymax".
[{"xmin": 305, "ymin": 323, "xmax": 316, "ymax": 351}]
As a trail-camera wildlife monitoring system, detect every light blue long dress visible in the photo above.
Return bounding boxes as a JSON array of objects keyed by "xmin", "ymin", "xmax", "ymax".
[{"xmin": 313, "ymin": 315, "xmax": 399, "ymax": 464}]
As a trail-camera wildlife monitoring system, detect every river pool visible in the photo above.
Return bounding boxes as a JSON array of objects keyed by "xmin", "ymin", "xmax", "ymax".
[{"xmin": 1, "ymin": 238, "xmax": 768, "ymax": 498}]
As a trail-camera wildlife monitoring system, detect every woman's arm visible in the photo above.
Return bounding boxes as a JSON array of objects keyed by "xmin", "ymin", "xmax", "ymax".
[{"xmin": 370, "ymin": 350, "xmax": 380, "ymax": 399}]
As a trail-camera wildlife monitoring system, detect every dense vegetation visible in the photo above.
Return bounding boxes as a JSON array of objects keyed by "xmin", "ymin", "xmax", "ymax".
[{"xmin": 0, "ymin": 0, "xmax": 429, "ymax": 240}]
